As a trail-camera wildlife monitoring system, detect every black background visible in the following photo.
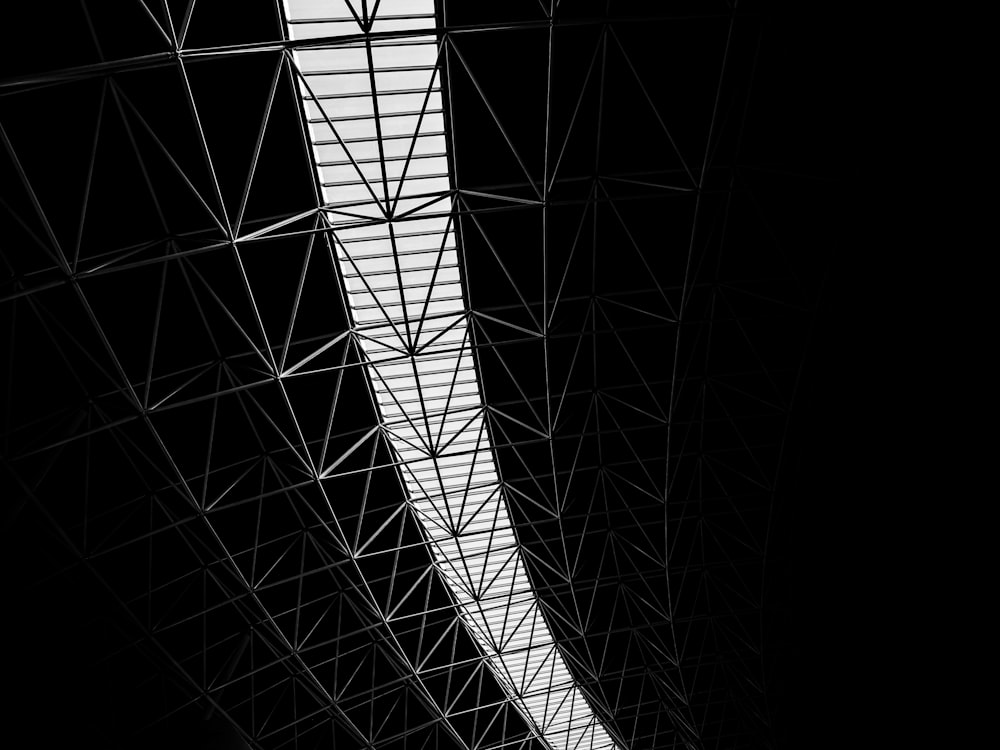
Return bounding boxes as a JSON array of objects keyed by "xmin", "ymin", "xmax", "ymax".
[{"xmin": 1, "ymin": 2, "xmax": 958, "ymax": 748}]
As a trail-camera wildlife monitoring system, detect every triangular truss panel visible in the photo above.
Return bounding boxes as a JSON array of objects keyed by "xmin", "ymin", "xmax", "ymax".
[
  {"xmin": 442, "ymin": 4, "xmax": 825, "ymax": 749},
  {"xmin": 1, "ymin": 2, "xmax": 830, "ymax": 749}
]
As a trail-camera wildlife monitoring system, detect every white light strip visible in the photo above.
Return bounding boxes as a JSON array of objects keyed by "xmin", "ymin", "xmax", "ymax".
[{"xmin": 283, "ymin": 4, "xmax": 620, "ymax": 749}]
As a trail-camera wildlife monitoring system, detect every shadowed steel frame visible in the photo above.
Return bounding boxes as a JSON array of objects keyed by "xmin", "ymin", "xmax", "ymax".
[{"xmin": 0, "ymin": 3, "xmax": 818, "ymax": 749}]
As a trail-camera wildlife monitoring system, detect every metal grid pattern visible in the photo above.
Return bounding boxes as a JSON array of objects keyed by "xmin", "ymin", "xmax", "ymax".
[
  {"xmin": 0, "ymin": 2, "xmax": 829, "ymax": 749},
  {"xmin": 284, "ymin": 3, "xmax": 620, "ymax": 749}
]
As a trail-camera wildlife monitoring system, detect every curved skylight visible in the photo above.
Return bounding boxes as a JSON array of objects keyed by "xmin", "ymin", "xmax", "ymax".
[{"xmin": 282, "ymin": 3, "xmax": 622, "ymax": 749}]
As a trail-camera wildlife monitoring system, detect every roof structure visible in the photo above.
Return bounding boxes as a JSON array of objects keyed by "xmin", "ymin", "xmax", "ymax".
[
  {"xmin": 285, "ymin": 3, "xmax": 621, "ymax": 749},
  {"xmin": 0, "ymin": 2, "xmax": 846, "ymax": 749}
]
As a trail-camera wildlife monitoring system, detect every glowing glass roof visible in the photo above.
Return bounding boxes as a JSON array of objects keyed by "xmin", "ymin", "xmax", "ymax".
[{"xmin": 282, "ymin": 2, "xmax": 622, "ymax": 749}]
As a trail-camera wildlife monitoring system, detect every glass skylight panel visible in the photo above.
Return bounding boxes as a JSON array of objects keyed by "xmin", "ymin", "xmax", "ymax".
[{"xmin": 283, "ymin": 3, "xmax": 622, "ymax": 749}]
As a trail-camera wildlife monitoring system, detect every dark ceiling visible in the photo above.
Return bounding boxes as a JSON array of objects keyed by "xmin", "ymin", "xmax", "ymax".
[{"xmin": 0, "ymin": 2, "xmax": 875, "ymax": 749}]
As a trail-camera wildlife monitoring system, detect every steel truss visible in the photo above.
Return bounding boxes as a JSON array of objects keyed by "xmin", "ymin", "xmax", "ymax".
[{"xmin": 1, "ymin": 2, "xmax": 823, "ymax": 749}]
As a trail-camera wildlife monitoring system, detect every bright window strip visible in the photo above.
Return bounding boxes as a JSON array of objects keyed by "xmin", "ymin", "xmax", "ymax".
[{"xmin": 283, "ymin": 4, "xmax": 621, "ymax": 750}]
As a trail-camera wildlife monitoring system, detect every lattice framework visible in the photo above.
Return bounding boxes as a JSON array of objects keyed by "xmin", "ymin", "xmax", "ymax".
[{"xmin": 0, "ymin": 3, "xmax": 822, "ymax": 749}]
